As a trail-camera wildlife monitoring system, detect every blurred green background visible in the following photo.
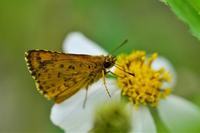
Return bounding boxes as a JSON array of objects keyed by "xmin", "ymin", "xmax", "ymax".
[{"xmin": 0, "ymin": 0, "xmax": 200, "ymax": 132}]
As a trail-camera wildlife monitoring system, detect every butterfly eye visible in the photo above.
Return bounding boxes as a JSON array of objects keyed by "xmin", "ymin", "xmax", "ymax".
[{"xmin": 103, "ymin": 61, "xmax": 112, "ymax": 68}]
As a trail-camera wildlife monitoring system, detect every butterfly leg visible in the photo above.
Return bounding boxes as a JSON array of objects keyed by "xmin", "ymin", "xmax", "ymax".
[
  {"xmin": 102, "ymin": 70, "xmax": 111, "ymax": 98},
  {"xmin": 83, "ymin": 85, "xmax": 89, "ymax": 108}
]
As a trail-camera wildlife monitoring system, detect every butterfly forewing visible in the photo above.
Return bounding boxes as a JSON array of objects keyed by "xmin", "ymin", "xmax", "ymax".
[{"xmin": 25, "ymin": 50, "xmax": 105, "ymax": 103}]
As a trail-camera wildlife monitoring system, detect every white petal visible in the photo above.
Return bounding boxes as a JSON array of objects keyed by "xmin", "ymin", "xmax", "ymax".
[
  {"xmin": 158, "ymin": 95, "xmax": 200, "ymax": 132},
  {"xmin": 152, "ymin": 56, "xmax": 176, "ymax": 89},
  {"xmin": 51, "ymin": 89, "xmax": 87, "ymax": 133},
  {"xmin": 50, "ymin": 79, "xmax": 120, "ymax": 133},
  {"xmin": 63, "ymin": 32, "xmax": 108, "ymax": 55},
  {"xmin": 129, "ymin": 105, "xmax": 156, "ymax": 133}
]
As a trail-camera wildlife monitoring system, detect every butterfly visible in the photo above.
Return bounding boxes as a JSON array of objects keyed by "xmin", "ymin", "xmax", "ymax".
[{"xmin": 25, "ymin": 50, "xmax": 116, "ymax": 104}]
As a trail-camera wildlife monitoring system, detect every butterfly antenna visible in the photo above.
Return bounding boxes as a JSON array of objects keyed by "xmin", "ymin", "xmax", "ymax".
[
  {"xmin": 114, "ymin": 64, "xmax": 135, "ymax": 77},
  {"xmin": 111, "ymin": 39, "xmax": 128, "ymax": 55},
  {"xmin": 107, "ymin": 70, "xmax": 124, "ymax": 78}
]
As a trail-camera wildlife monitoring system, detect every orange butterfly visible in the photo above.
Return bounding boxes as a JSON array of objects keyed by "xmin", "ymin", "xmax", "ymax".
[{"xmin": 25, "ymin": 50, "xmax": 115, "ymax": 104}]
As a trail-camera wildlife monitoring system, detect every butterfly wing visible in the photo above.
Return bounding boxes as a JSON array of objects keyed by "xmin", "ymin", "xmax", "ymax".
[{"xmin": 25, "ymin": 50, "xmax": 103, "ymax": 103}]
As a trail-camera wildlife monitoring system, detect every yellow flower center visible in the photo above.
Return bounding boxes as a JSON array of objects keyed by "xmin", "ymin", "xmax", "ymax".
[{"xmin": 114, "ymin": 51, "xmax": 171, "ymax": 107}]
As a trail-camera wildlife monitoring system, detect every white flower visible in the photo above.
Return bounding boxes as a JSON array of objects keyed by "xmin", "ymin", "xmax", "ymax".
[{"xmin": 50, "ymin": 32, "xmax": 200, "ymax": 133}]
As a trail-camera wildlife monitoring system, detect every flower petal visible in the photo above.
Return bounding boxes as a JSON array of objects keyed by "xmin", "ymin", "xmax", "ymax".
[
  {"xmin": 50, "ymin": 79, "xmax": 120, "ymax": 133},
  {"xmin": 158, "ymin": 95, "xmax": 200, "ymax": 132},
  {"xmin": 130, "ymin": 105, "xmax": 156, "ymax": 133},
  {"xmin": 50, "ymin": 89, "xmax": 87, "ymax": 132},
  {"xmin": 152, "ymin": 56, "xmax": 176, "ymax": 89},
  {"xmin": 63, "ymin": 32, "xmax": 108, "ymax": 55}
]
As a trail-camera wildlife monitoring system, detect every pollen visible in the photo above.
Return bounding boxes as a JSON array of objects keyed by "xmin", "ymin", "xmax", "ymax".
[{"xmin": 115, "ymin": 51, "xmax": 171, "ymax": 107}]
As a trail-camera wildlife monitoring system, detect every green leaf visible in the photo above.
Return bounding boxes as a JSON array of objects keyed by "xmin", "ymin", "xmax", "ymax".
[{"xmin": 163, "ymin": 0, "xmax": 200, "ymax": 40}]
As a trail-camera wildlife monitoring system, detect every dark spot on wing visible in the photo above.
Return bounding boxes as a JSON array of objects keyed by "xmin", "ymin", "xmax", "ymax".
[
  {"xmin": 39, "ymin": 61, "xmax": 47, "ymax": 69},
  {"xmin": 39, "ymin": 60, "xmax": 54, "ymax": 69},
  {"xmin": 60, "ymin": 64, "xmax": 64, "ymax": 68},
  {"xmin": 31, "ymin": 71, "xmax": 36, "ymax": 76},
  {"xmin": 36, "ymin": 56, "xmax": 41, "ymax": 60},
  {"xmin": 39, "ymin": 85, "xmax": 43, "ymax": 90},
  {"xmin": 45, "ymin": 86, "xmax": 50, "ymax": 90},
  {"xmin": 64, "ymin": 83, "xmax": 69, "ymax": 88},
  {"xmin": 63, "ymin": 77, "xmax": 68, "ymax": 82},
  {"xmin": 43, "ymin": 90, "xmax": 47, "ymax": 94},
  {"xmin": 68, "ymin": 65, "xmax": 75, "ymax": 70},
  {"xmin": 37, "ymin": 73, "xmax": 41, "ymax": 77},
  {"xmin": 57, "ymin": 72, "xmax": 61, "ymax": 78},
  {"xmin": 72, "ymin": 79, "xmax": 77, "ymax": 84}
]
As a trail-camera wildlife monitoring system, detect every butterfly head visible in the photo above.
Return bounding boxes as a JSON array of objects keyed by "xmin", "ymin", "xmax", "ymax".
[{"xmin": 103, "ymin": 55, "xmax": 116, "ymax": 69}]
